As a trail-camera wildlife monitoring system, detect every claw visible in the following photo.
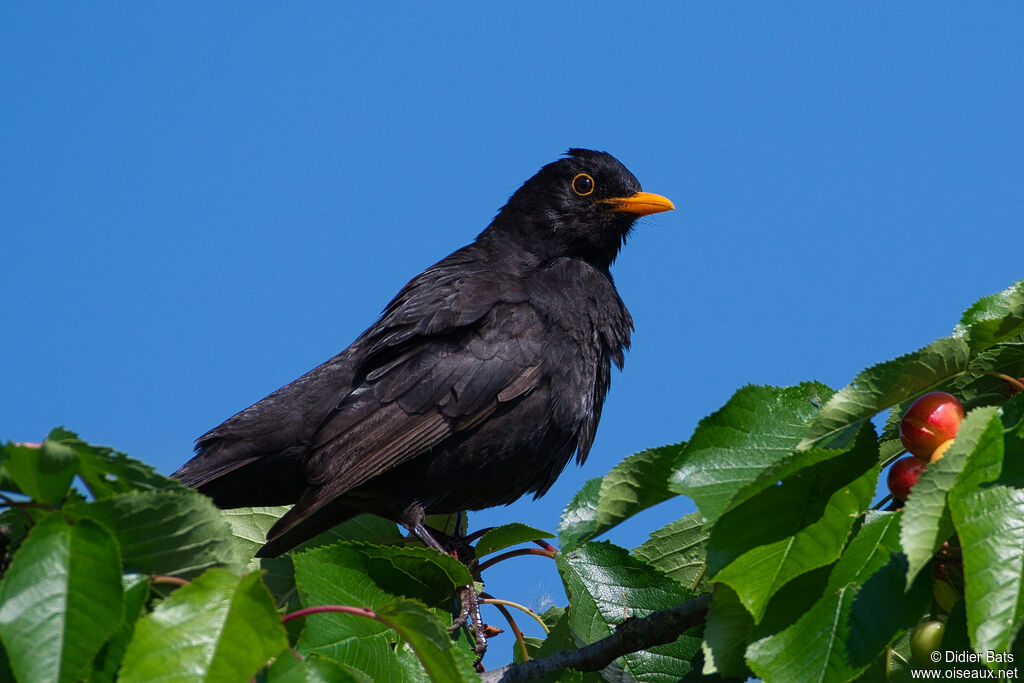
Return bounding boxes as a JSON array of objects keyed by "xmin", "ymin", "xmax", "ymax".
[{"xmin": 408, "ymin": 519, "xmax": 489, "ymax": 656}]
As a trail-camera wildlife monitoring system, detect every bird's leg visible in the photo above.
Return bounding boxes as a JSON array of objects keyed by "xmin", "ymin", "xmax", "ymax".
[{"xmin": 402, "ymin": 509, "xmax": 489, "ymax": 657}]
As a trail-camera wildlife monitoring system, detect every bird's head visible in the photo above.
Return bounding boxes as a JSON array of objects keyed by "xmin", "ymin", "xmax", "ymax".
[{"xmin": 486, "ymin": 149, "xmax": 674, "ymax": 267}]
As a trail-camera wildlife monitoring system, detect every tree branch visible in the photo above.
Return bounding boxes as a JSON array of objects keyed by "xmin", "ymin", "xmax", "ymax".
[{"xmin": 480, "ymin": 593, "xmax": 712, "ymax": 683}]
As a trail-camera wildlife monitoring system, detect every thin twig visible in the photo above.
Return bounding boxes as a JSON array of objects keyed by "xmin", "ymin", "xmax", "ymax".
[
  {"xmin": 480, "ymin": 593, "xmax": 713, "ymax": 683},
  {"xmin": 0, "ymin": 492, "xmax": 49, "ymax": 524}
]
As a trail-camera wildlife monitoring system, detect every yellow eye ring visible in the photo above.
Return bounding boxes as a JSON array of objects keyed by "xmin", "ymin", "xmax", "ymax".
[{"xmin": 571, "ymin": 173, "xmax": 595, "ymax": 197}]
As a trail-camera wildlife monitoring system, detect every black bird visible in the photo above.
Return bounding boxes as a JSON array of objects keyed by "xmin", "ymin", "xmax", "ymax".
[{"xmin": 173, "ymin": 149, "xmax": 673, "ymax": 559}]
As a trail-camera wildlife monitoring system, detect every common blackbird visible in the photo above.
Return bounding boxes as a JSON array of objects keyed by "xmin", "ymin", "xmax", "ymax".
[{"xmin": 173, "ymin": 149, "xmax": 673, "ymax": 559}]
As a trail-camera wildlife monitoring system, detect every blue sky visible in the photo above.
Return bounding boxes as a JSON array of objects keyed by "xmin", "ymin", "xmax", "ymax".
[{"xmin": 3, "ymin": 4, "xmax": 1023, "ymax": 651}]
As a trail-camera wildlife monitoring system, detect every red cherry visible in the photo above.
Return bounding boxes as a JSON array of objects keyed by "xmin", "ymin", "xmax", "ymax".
[
  {"xmin": 888, "ymin": 456, "xmax": 927, "ymax": 501},
  {"xmin": 900, "ymin": 392, "xmax": 965, "ymax": 460}
]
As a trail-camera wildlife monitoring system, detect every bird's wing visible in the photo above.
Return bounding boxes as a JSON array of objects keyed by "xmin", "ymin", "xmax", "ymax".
[
  {"xmin": 172, "ymin": 350, "xmax": 361, "ymax": 505},
  {"xmin": 258, "ymin": 266, "xmax": 553, "ymax": 552},
  {"xmin": 305, "ymin": 292, "xmax": 546, "ymax": 498}
]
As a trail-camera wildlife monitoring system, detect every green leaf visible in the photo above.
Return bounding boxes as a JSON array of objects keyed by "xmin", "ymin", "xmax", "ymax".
[
  {"xmin": 375, "ymin": 598, "xmax": 478, "ymax": 682},
  {"xmin": 473, "ymin": 522, "xmax": 555, "ymax": 558},
  {"xmin": 73, "ymin": 448, "xmax": 185, "ymax": 499},
  {"xmin": 2, "ymin": 440, "xmax": 78, "ymax": 504},
  {"xmin": 947, "ymin": 408, "xmax": 1024, "ymax": 655},
  {"xmin": 120, "ymin": 568, "xmax": 287, "ymax": 682},
  {"xmin": 952, "ymin": 344, "xmax": 1024, "ymax": 408},
  {"xmin": 38, "ymin": 428, "xmax": 185, "ymax": 499},
  {"xmin": 222, "ymin": 505, "xmax": 290, "ymax": 570},
  {"xmin": 898, "ymin": 437, "xmax": 971, "ymax": 584},
  {"xmin": 854, "ymin": 620, "xmax": 914, "ymax": 682},
  {"xmin": 709, "ymin": 423, "xmax": 880, "ymax": 622},
  {"xmin": 292, "ymin": 541, "xmax": 472, "ymax": 674},
  {"xmin": 592, "ymin": 444, "xmax": 682, "ymax": 541},
  {"xmin": 701, "ymin": 584, "xmax": 753, "ymax": 679},
  {"xmin": 264, "ymin": 651, "xmax": 374, "ymax": 682},
  {"xmin": 799, "ymin": 337, "xmax": 971, "ymax": 450},
  {"xmin": 557, "ymin": 542, "xmax": 701, "ymax": 681},
  {"xmin": 305, "ymin": 513, "xmax": 404, "ymax": 547},
  {"xmin": 557, "ymin": 477, "xmax": 601, "ymax": 550},
  {"xmin": 0, "ymin": 515, "xmax": 123, "ymax": 683},
  {"xmin": 425, "ymin": 511, "xmax": 467, "ymax": 538},
  {"xmin": 66, "ymin": 490, "xmax": 236, "ymax": 577},
  {"xmin": 302, "ymin": 542, "xmax": 472, "ymax": 607},
  {"xmin": 559, "ymin": 444, "xmax": 683, "ymax": 551},
  {"xmin": 747, "ymin": 511, "xmax": 930, "ymax": 682},
  {"xmin": 670, "ymin": 382, "xmax": 835, "ymax": 526},
  {"xmin": 954, "ymin": 280, "xmax": 1024, "ymax": 353},
  {"xmin": 90, "ymin": 573, "xmax": 151, "ymax": 683},
  {"xmin": 899, "ymin": 404, "xmax": 1015, "ymax": 586},
  {"xmin": 633, "ymin": 512, "xmax": 711, "ymax": 593}
]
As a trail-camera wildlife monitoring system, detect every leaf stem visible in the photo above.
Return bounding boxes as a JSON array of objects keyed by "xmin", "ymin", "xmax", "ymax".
[
  {"xmin": 0, "ymin": 492, "xmax": 51, "ymax": 523},
  {"xmin": 962, "ymin": 369, "xmax": 1024, "ymax": 393},
  {"xmin": 872, "ymin": 493, "xmax": 894, "ymax": 510},
  {"xmin": 532, "ymin": 539, "xmax": 558, "ymax": 553},
  {"xmin": 481, "ymin": 595, "xmax": 530, "ymax": 661},
  {"xmin": 480, "ymin": 597, "xmax": 550, "ymax": 634},
  {"xmin": 282, "ymin": 604, "xmax": 377, "ymax": 624},
  {"xmin": 150, "ymin": 574, "xmax": 190, "ymax": 587},
  {"xmin": 689, "ymin": 564, "xmax": 708, "ymax": 592},
  {"xmin": 476, "ymin": 547, "xmax": 557, "ymax": 574}
]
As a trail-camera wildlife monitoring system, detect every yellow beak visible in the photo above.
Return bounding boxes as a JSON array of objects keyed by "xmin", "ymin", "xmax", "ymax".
[{"xmin": 601, "ymin": 191, "xmax": 675, "ymax": 216}]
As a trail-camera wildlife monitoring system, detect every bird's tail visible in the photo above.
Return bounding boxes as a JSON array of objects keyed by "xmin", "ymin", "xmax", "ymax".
[{"xmin": 172, "ymin": 440, "xmax": 308, "ymax": 509}]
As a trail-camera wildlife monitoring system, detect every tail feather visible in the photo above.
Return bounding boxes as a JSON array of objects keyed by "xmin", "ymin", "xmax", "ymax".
[
  {"xmin": 257, "ymin": 494, "xmax": 360, "ymax": 557},
  {"xmin": 172, "ymin": 441, "xmax": 308, "ymax": 509}
]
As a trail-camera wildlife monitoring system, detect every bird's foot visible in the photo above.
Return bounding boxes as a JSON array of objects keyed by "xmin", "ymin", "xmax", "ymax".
[
  {"xmin": 449, "ymin": 583, "xmax": 488, "ymax": 656},
  {"xmin": 409, "ymin": 521, "xmax": 490, "ymax": 656}
]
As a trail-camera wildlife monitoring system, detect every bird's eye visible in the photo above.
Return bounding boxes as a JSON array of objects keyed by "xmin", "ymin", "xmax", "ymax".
[{"xmin": 571, "ymin": 173, "xmax": 595, "ymax": 197}]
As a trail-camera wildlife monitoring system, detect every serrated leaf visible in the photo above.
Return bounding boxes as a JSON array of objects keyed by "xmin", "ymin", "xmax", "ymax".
[
  {"xmin": 746, "ymin": 511, "xmax": 930, "ymax": 683},
  {"xmin": 264, "ymin": 651, "xmax": 374, "ymax": 682},
  {"xmin": 710, "ymin": 423, "xmax": 880, "ymax": 622},
  {"xmin": 38, "ymin": 428, "xmax": 187, "ymax": 499},
  {"xmin": 633, "ymin": 513, "xmax": 711, "ymax": 593},
  {"xmin": 799, "ymin": 337, "xmax": 971, "ymax": 450},
  {"xmin": 517, "ymin": 607, "xmax": 605, "ymax": 682},
  {"xmin": 474, "ymin": 522, "xmax": 555, "ymax": 558},
  {"xmin": 222, "ymin": 505, "xmax": 290, "ymax": 570},
  {"xmin": 2, "ymin": 440, "xmax": 78, "ymax": 504},
  {"xmin": 375, "ymin": 598, "xmax": 478, "ymax": 682},
  {"xmin": 947, "ymin": 409, "xmax": 1024, "ymax": 656},
  {"xmin": 120, "ymin": 569, "xmax": 287, "ymax": 682},
  {"xmin": 900, "ymin": 407, "xmax": 998, "ymax": 584},
  {"xmin": 701, "ymin": 584, "xmax": 753, "ymax": 679},
  {"xmin": 954, "ymin": 280, "xmax": 1024, "ymax": 353},
  {"xmin": 0, "ymin": 515, "xmax": 123, "ymax": 683},
  {"xmin": 557, "ymin": 542, "xmax": 700, "ymax": 681},
  {"xmin": 425, "ymin": 511, "xmax": 467, "ymax": 538},
  {"xmin": 90, "ymin": 573, "xmax": 151, "ymax": 683},
  {"xmin": 953, "ymin": 345, "xmax": 1024, "ymax": 408},
  {"xmin": 669, "ymin": 382, "xmax": 835, "ymax": 526},
  {"xmin": 304, "ymin": 513, "xmax": 404, "ymax": 548},
  {"xmin": 558, "ymin": 477, "xmax": 601, "ymax": 550},
  {"xmin": 66, "ymin": 490, "xmax": 236, "ymax": 577},
  {"xmin": 559, "ymin": 444, "xmax": 683, "ymax": 551},
  {"xmin": 593, "ymin": 443, "xmax": 683, "ymax": 540},
  {"xmin": 292, "ymin": 541, "xmax": 472, "ymax": 674}
]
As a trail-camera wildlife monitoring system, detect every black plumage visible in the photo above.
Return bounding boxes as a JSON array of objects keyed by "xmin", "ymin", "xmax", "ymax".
[{"xmin": 173, "ymin": 149, "xmax": 673, "ymax": 558}]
